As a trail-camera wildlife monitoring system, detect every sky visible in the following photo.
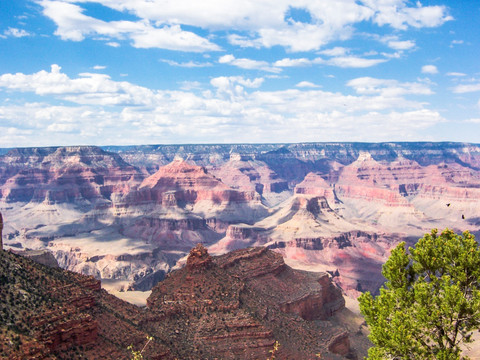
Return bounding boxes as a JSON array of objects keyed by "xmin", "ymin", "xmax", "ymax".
[{"xmin": 0, "ymin": 0, "xmax": 479, "ymax": 147}]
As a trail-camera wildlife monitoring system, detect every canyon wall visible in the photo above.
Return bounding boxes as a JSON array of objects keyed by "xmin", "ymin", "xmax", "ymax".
[{"xmin": 1, "ymin": 142, "xmax": 479, "ymax": 296}]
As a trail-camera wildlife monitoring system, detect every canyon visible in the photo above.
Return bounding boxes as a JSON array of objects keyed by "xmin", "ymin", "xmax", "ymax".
[{"xmin": 1, "ymin": 142, "xmax": 480, "ymax": 297}]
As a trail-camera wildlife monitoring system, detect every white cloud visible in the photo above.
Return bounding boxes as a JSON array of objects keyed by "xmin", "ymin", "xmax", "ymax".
[
  {"xmin": 0, "ymin": 64, "xmax": 155, "ymax": 106},
  {"xmin": 37, "ymin": 0, "xmax": 451, "ymax": 53},
  {"xmin": 320, "ymin": 47, "xmax": 349, "ymax": 57},
  {"xmin": 93, "ymin": 65, "xmax": 106, "ymax": 70},
  {"xmin": 452, "ymin": 83, "xmax": 480, "ymax": 94},
  {"xmin": 39, "ymin": 0, "xmax": 221, "ymax": 52},
  {"xmin": 179, "ymin": 81, "xmax": 202, "ymax": 91},
  {"xmin": 321, "ymin": 56, "xmax": 387, "ymax": 68},
  {"xmin": 421, "ymin": 65, "xmax": 438, "ymax": 74},
  {"xmin": 446, "ymin": 72, "xmax": 466, "ymax": 77},
  {"xmin": 0, "ymin": 66, "xmax": 445, "ymax": 146},
  {"xmin": 365, "ymin": 0, "xmax": 452, "ymax": 30},
  {"xmin": 347, "ymin": 77, "xmax": 433, "ymax": 96},
  {"xmin": 160, "ymin": 60, "xmax": 212, "ymax": 68},
  {"xmin": 450, "ymin": 39, "xmax": 464, "ymax": 46},
  {"xmin": 218, "ymin": 55, "xmax": 281, "ymax": 73},
  {"xmin": 211, "ymin": 76, "xmax": 264, "ymax": 91},
  {"xmin": 4, "ymin": 27, "xmax": 31, "ymax": 38},
  {"xmin": 273, "ymin": 58, "xmax": 311, "ymax": 67},
  {"xmin": 465, "ymin": 118, "xmax": 480, "ymax": 123},
  {"xmin": 387, "ymin": 39, "xmax": 415, "ymax": 50},
  {"xmin": 106, "ymin": 41, "xmax": 120, "ymax": 47},
  {"xmin": 295, "ymin": 81, "xmax": 320, "ymax": 88}
]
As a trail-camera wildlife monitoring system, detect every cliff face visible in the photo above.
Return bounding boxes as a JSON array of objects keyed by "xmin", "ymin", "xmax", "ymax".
[
  {"xmin": 1, "ymin": 142, "xmax": 480, "ymax": 296},
  {"xmin": 1, "ymin": 245, "xmax": 363, "ymax": 359},
  {"xmin": 146, "ymin": 245, "xmax": 356, "ymax": 359},
  {"xmin": 0, "ymin": 146, "xmax": 141, "ymax": 204}
]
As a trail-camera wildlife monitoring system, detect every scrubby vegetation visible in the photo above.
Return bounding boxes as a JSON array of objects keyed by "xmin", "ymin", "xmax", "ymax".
[{"xmin": 360, "ymin": 229, "xmax": 480, "ymax": 359}]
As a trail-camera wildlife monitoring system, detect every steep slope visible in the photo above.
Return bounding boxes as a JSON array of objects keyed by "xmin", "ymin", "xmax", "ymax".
[
  {"xmin": 209, "ymin": 153, "xmax": 290, "ymax": 206},
  {"xmin": 145, "ymin": 245, "xmax": 362, "ymax": 359},
  {"xmin": 134, "ymin": 158, "xmax": 268, "ymax": 222},
  {"xmin": 0, "ymin": 249, "xmax": 171, "ymax": 360},
  {"xmin": 0, "ymin": 245, "xmax": 367, "ymax": 359}
]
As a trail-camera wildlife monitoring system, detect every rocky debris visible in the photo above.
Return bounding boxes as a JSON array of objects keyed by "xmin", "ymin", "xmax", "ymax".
[{"xmin": 1, "ymin": 239, "xmax": 367, "ymax": 359}]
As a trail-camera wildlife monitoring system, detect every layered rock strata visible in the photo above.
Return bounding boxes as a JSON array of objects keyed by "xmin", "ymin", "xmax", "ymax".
[
  {"xmin": 1, "ymin": 244, "xmax": 364, "ymax": 359},
  {"xmin": 146, "ymin": 245, "xmax": 357, "ymax": 359}
]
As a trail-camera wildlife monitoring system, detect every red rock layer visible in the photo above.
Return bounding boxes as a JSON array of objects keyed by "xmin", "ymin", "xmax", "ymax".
[{"xmin": 146, "ymin": 246, "xmax": 355, "ymax": 359}]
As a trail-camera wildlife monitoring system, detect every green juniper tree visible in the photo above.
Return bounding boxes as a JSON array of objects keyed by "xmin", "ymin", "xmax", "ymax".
[{"xmin": 359, "ymin": 229, "xmax": 480, "ymax": 360}]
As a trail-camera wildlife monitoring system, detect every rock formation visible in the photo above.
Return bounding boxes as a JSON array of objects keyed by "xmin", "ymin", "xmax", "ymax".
[
  {"xmin": 1, "ymin": 244, "xmax": 366, "ymax": 359},
  {"xmin": 0, "ymin": 249, "xmax": 171, "ymax": 359},
  {"xmin": 146, "ymin": 245, "xmax": 359, "ymax": 359},
  {"xmin": 1, "ymin": 142, "xmax": 480, "ymax": 296}
]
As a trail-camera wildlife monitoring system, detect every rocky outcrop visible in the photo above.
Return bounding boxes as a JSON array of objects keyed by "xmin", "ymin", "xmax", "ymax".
[
  {"xmin": 186, "ymin": 243, "xmax": 213, "ymax": 272},
  {"xmin": 0, "ymin": 250, "xmax": 171, "ymax": 359},
  {"xmin": 13, "ymin": 249, "xmax": 59, "ymax": 268},
  {"xmin": 138, "ymin": 159, "xmax": 261, "ymax": 205},
  {"xmin": 145, "ymin": 246, "xmax": 356, "ymax": 359}
]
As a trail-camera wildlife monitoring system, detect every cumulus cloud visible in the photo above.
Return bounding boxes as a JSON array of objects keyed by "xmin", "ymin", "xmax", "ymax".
[
  {"xmin": 37, "ymin": 0, "xmax": 452, "ymax": 53},
  {"xmin": 347, "ymin": 77, "xmax": 434, "ymax": 96},
  {"xmin": 160, "ymin": 59, "xmax": 212, "ymax": 68},
  {"xmin": 0, "ymin": 65, "xmax": 445, "ymax": 146},
  {"xmin": 0, "ymin": 64, "xmax": 155, "ymax": 105},
  {"xmin": 452, "ymin": 83, "xmax": 480, "ymax": 94},
  {"xmin": 366, "ymin": 0, "xmax": 452, "ymax": 30},
  {"xmin": 295, "ymin": 81, "xmax": 320, "ymax": 88},
  {"xmin": 421, "ymin": 65, "xmax": 438, "ymax": 74},
  {"xmin": 39, "ymin": 0, "xmax": 221, "ymax": 52},
  {"xmin": 3, "ymin": 27, "xmax": 31, "ymax": 37},
  {"xmin": 219, "ymin": 55, "xmax": 281, "ymax": 73}
]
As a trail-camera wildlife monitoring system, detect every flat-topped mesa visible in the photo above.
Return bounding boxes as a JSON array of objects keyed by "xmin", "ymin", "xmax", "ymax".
[{"xmin": 186, "ymin": 243, "xmax": 213, "ymax": 272}]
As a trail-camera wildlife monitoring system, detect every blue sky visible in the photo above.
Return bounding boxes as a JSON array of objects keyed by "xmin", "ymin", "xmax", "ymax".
[{"xmin": 0, "ymin": 0, "xmax": 479, "ymax": 147}]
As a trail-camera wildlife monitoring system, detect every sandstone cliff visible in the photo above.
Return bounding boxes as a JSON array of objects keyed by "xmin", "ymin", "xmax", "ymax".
[
  {"xmin": 1, "ymin": 142, "xmax": 479, "ymax": 297},
  {"xmin": 145, "ymin": 245, "xmax": 358, "ymax": 359},
  {"xmin": 0, "ymin": 244, "xmax": 365, "ymax": 359}
]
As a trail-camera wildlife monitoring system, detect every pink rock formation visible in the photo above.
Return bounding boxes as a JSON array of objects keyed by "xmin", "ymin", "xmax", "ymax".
[{"xmin": 138, "ymin": 159, "xmax": 261, "ymax": 205}]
